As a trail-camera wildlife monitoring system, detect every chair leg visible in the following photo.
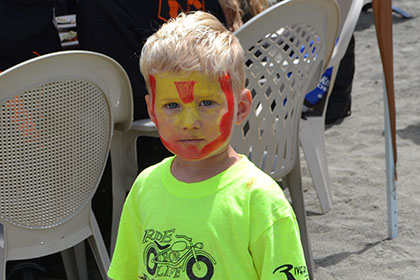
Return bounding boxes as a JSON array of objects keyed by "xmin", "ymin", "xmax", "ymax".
[
  {"xmin": 110, "ymin": 186, "xmax": 125, "ymax": 254},
  {"xmin": 0, "ymin": 259, "xmax": 4, "ymax": 280},
  {"xmin": 74, "ymin": 242, "xmax": 89, "ymax": 280},
  {"xmin": 110, "ymin": 132, "xmax": 137, "ymax": 254},
  {"xmin": 61, "ymin": 242, "xmax": 88, "ymax": 280},
  {"xmin": 300, "ymin": 116, "xmax": 333, "ymax": 213},
  {"xmin": 285, "ymin": 156, "xmax": 315, "ymax": 280},
  {"xmin": 88, "ymin": 212, "xmax": 111, "ymax": 280},
  {"xmin": 0, "ymin": 224, "xmax": 6, "ymax": 280}
]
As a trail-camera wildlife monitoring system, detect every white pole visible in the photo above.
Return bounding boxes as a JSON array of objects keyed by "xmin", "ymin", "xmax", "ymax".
[{"xmin": 382, "ymin": 76, "xmax": 398, "ymax": 239}]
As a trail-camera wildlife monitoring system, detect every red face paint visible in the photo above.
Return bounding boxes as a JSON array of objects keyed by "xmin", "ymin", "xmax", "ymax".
[
  {"xmin": 195, "ymin": 74, "xmax": 234, "ymax": 158},
  {"xmin": 174, "ymin": 80, "xmax": 196, "ymax": 103},
  {"xmin": 149, "ymin": 75, "xmax": 158, "ymax": 128}
]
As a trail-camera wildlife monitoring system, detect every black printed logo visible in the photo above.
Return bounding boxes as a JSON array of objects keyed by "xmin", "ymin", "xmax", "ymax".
[
  {"xmin": 143, "ymin": 228, "xmax": 216, "ymax": 279},
  {"xmin": 273, "ymin": 264, "xmax": 308, "ymax": 280}
]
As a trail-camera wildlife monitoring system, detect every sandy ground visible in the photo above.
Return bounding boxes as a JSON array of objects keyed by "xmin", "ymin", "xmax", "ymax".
[{"xmin": 302, "ymin": 1, "xmax": 420, "ymax": 279}]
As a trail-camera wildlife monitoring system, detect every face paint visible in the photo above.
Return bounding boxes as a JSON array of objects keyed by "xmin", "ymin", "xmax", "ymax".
[
  {"xmin": 149, "ymin": 75, "xmax": 158, "ymax": 127},
  {"xmin": 149, "ymin": 72, "xmax": 235, "ymax": 160},
  {"xmin": 174, "ymin": 80, "xmax": 196, "ymax": 103}
]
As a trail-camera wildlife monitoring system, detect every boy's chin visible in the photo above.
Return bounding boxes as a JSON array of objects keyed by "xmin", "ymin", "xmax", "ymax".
[
  {"xmin": 172, "ymin": 145, "xmax": 230, "ymax": 162},
  {"xmin": 171, "ymin": 149, "xmax": 210, "ymax": 161},
  {"xmin": 160, "ymin": 136, "xmax": 231, "ymax": 161}
]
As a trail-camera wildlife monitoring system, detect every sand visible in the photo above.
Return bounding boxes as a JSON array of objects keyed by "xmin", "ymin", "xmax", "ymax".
[{"xmin": 302, "ymin": 1, "xmax": 420, "ymax": 279}]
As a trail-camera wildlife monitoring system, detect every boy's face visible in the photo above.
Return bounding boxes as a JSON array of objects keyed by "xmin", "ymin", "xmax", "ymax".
[{"xmin": 146, "ymin": 71, "xmax": 235, "ymax": 161}]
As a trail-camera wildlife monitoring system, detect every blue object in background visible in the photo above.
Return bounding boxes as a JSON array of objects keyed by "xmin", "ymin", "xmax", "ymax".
[{"xmin": 304, "ymin": 66, "xmax": 333, "ymax": 108}]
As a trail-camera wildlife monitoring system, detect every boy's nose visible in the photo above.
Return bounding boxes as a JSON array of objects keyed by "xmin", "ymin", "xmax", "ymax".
[{"xmin": 180, "ymin": 108, "xmax": 200, "ymax": 129}]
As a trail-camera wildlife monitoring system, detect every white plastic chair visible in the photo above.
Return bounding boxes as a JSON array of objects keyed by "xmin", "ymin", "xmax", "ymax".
[
  {"xmin": 299, "ymin": 0, "xmax": 364, "ymax": 214},
  {"xmin": 231, "ymin": 0, "xmax": 339, "ymax": 278},
  {"xmin": 0, "ymin": 50, "xmax": 134, "ymax": 279}
]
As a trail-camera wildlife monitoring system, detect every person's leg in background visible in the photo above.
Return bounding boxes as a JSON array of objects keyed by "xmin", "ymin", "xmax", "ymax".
[{"xmin": 325, "ymin": 34, "xmax": 355, "ymax": 125}]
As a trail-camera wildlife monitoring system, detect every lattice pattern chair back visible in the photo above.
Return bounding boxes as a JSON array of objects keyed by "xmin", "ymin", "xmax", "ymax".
[
  {"xmin": 332, "ymin": 0, "xmax": 364, "ymax": 67},
  {"xmin": 232, "ymin": 0, "xmax": 338, "ymax": 181},
  {"xmin": 0, "ymin": 50, "xmax": 133, "ymax": 279}
]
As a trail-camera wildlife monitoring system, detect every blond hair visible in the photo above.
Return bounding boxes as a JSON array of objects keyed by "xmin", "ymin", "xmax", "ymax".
[{"xmin": 140, "ymin": 11, "xmax": 245, "ymax": 96}]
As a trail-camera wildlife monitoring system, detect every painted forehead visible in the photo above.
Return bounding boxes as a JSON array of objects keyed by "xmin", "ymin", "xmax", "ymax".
[{"xmin": 151, "ymin": 72, "xmax": 228, "ymax": 102}]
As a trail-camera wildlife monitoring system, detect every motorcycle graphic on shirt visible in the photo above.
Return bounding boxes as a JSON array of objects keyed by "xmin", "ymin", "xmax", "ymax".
[{"xmin": 143, "ymin": 229, "xmax": 216, "ymax": 279}]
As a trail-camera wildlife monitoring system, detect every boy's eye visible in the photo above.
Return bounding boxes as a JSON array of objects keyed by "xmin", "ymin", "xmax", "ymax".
[
  {"xmin": 165, "ymin": 102, "xmax": 180, "ymax": 109},
  {"xmin": 199, "ymin": 100, "xmax": 214, "ymax": 107}
]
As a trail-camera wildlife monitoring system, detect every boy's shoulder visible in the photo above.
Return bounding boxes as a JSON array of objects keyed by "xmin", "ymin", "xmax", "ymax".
[
  {"xmin": 239, "ymin": 156, "xmax": 276, "ymax": 181},
  {"xmin": 232, "ymin": 155, "xmax": 282, "ymax": 193},
  {"xmin": 235, "ymin": 156, "xmax": 294, "ymax": 226}
]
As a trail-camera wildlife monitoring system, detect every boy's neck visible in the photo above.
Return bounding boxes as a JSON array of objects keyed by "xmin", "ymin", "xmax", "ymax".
[{"xmin": 171, "ymin": 145, "xmax": 241, "ymax": 183}]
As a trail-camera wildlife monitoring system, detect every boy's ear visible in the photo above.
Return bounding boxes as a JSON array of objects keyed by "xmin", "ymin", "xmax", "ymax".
[
  {"xmin": 145, "ymin": 94, "xmax": 157, "ymax": 124},
  {"xmin": 236, "ymin": 88, "xmax": 252, "ymax": 125}
]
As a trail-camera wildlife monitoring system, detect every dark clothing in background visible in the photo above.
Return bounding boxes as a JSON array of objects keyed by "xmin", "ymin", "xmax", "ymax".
[
  {"xmin": 325, "ymin": 34, "xmax": 355, "ymax": 124},
  {"xmin": 0, "ymin": 0, "xmax": 61, "ymax": 71}
]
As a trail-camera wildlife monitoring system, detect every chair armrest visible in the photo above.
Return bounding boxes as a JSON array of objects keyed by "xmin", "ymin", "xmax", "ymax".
[
  {"xmin": 130, "ymin": 119, "xmax": 159, "ymax": 137},
  {"xmin": 110, "ymin": 118, "xmax": 159, "ymax": 192}
]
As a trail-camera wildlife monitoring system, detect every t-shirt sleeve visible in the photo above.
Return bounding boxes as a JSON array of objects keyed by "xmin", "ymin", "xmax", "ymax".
[
  {"xmin": 108, "ymin": 185, "xmax": 143, "ymax": 280},
  {"xmin": 249, "ymin": 213, "xmax": 309, "ymax": 280}
]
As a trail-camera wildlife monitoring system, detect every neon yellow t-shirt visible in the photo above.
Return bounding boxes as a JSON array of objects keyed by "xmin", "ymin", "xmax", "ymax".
[{"xmin": 108, "ymin": 155, "xmax": 308, "ymax": 280}]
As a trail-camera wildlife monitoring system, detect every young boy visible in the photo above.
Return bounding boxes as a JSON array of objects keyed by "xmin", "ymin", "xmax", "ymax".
[{"xmin": 108, "ymin": 11, "xmax": 308, "ymax": 280}]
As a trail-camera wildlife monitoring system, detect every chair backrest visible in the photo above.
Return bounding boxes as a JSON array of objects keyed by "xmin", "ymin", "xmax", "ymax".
[
  {"xmin": 313, "ymin": 0, "xmax": 363, "ymax": 116},
  {"xmin": 231, "ymin": 0, "xmax": 339, "ymax": 180},
  {"xmin": 0, "ymin": 51, "xmax": 132, "ymax": 230},
  {"xmin": 329, "ymin": 0, "xmax": 364, "ymax": 67}
]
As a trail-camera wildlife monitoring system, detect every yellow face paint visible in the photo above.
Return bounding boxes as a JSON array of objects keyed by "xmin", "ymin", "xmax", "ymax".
[{"xmin": 149, "ymin": 72, "xmax": 235, "ymax": 160}]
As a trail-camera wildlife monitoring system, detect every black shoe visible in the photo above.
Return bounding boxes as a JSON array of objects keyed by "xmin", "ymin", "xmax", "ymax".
[{"xmin": 325, "ymin": 105, "xmax": 351, "ymax": 125}]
